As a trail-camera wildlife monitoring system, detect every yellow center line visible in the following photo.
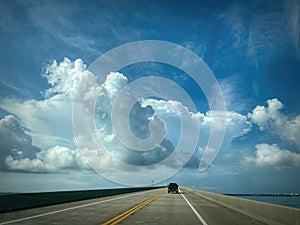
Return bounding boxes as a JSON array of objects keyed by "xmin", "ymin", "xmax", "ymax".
[{"xmin": 102, "ymin": 191, "xmax": 165, "ymax": 225}]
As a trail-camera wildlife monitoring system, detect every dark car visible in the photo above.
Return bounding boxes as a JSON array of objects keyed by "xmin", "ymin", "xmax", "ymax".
[{"xmin": 167, "ymin": 183, "xmax": 179, "ymax": 193}]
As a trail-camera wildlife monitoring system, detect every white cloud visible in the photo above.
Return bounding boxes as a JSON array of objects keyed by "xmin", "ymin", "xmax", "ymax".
[
  {"xmin": 96, "ymin": 72, "xmax": 128, "ymax": 115},
  {"xmin": 0, "ymin": 58, "xmax": 87, "ymax": 149},
  {"xmin": 0, "ymin": 58, "xmax": 106, "ymax": 150},
  {"xmin": 43, "ymin": 58, "xmax": 86, "ymax": 98},
  {"xmin": 0, "ymin": 114, "xmax": 87, "ymax": 173},
  {"xmin": 202, "ymin": 110, "xmax": 252, "ymax": 135},
  {"xmin": 198, "ymin": 110, "xmax": 252, "ymax": 171},
  {"xmin": 142, "ymin": 98, "xmax": 252, "ymax": 138},
  {"xmin": 141, "ymin": 98, "xmax": 252, "ymax": 170},
  {"xmin": 141, "ymin": 99, "xmax": 193, "ymax": 116},
  {"xmin": 0, "ymin": 115, "xmax": 86, "ymax": 173},
  {"xmin": 42, "ymin": 145, "xmax": 86, "ymax": 169},
  {"xmin": 5, "ymin": 145, "xmax": 87, "ymax": 173},
  {"xmin": 0, "ymin": 58, "xmax": 180, "ymax": 174},
  {"xmin": 245, "ymin": 143, "xmax": 300, "ymax": 169},
  {"xmin": 5, "ymin": 156, "xmax": 51, "ymax": 173},
  {"xmin": 0, "ymin": 115, "xmax": 40, "ymax": 170},
  {"xmin": 94, "ymin": 98, "xmax": 178, "ymax": 168},
  {"xmin": 0, "ymin": 58, "xmax": 96, "ymax": 172},
  {"xmin": 248, "ymin": 98, "xmax": 300, "ymax": 150},
  {"xmin": 0, "ymin": 57, "xmax": 252, "ymax": 176},
  {"xmin": 248, "ymin": 98, "xmax": 284, "ymax": 131}
]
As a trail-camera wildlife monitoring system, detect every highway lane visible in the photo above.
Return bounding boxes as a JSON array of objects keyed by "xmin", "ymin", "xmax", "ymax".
[
  {"xmin": 112, "ymin": 188, "xmax": 266, "ymax": 225},
  {"xmin": 0, "ymin": 188, "xmax": 164, "ymax": 225},
  {"xmin": 116, "ymin": 189, "xmax": 201, "ymax": 225},
  {"xmin": 0, "ymin": 187, "xmax": 268, "ymax": 225},
  {"xmin": 180, "ymin": 188, "xmax": 266, "ymax": 225}
]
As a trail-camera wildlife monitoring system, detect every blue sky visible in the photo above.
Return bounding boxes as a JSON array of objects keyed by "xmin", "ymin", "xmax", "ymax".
[{"xmin": 0, "ymin": 0, "xmax": 300, "ymax": 193}]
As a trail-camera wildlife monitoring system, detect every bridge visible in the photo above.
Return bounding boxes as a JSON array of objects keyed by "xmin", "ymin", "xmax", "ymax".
[{"xmin": 0, "ymin": 187, "xmax": 299, "ymax": 225}]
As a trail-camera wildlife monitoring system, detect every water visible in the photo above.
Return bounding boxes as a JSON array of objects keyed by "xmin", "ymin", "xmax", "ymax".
[{"xmin": 238, "ymin": 195, "xmax": 300, "ymax": 209}]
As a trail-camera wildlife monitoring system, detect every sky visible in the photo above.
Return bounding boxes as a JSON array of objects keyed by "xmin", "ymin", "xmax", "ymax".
[{"xmin": 0, "ymin": 0, "xmax": 300, "ymax": 193}]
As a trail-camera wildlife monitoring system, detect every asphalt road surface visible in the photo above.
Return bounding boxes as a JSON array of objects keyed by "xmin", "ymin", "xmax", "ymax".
[{"xmin": 0, "ymin": 188, "xmax": 267, "ymax": 225}]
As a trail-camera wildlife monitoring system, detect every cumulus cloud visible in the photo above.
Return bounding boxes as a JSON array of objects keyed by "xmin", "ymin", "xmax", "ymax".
[
  {"xmin": 0, "ymin": 58, "xmax": 87, "ymax": 150},
  {"xmin": 0, "ymin": 115, "xmax": 40, "ymax": 170},
  {"xmin": 140, "ymin": 99, "xmax": 200, "ymax": 147},
  {"xmin": 0, "ymin": 58, "xmax": 94, "ymax": 172},
  {"xmin": 43, "ymin": 58, "xmax": 86, "ymax": 98},
  {"xmin": 248, "ymin": 98, "xmax": 284, "ymax": 131},
  {"xmin": 96, "ymin": 72, "xmax": 128, "ymax": 115},
  {"xmin": 202, "ymin": 110, "xmax": 252, "ymax": 135},
  {"xmin": 141, "ymin": 98, "xmax": 252, "ymax": 169},
  {"xmin": 245, "ymin": 143, "xmax": 300, "ymax": 169},
  {"xmin": 95, "ymin": 105, "xmax": 176, "ymax": 168},
  {"xmin": 5, "ymin": 145, "xmax": 86, "ymax": 173},
  {"xmin": 1, "ymin": 58, "xmax": 183, "ymax": 173},
  {"xmin": 0, "ymin": 57, "xmax": 254, "ymax": 175},
  {"xmin": 0, "ymin": 115, "xmax": 86, "ymax": 172},
  {"xmin": 141, "ymin": 99, "xmax": 194, "ymax": 116},
  {"xmin": 198, "ymin": 110, "xmax": 252, "ymax": 170},
  {"xmin": 91, "ymin": 74, "xmax": 180, "ymax": 168},
  {"xmin": 248, "ymin": 98, "xmax": 300, "ymax": 150},
  {"xmin": 142, "ymin": 99, "xmax": 252, "ymax": 144},
  {"xmin": 242, "ymin": 98, "xmax": 300, "ymax": 170}
]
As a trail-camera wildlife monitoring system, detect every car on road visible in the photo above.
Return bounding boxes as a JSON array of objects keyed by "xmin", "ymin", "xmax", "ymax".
[{"xmin": 167, "ymin": 183, "xmax": 179, "ymax": 193}]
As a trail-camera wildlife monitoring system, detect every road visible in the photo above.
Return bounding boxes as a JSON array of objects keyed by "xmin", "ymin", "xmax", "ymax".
[{"xmin": 0, "ymin": 188, "xmax": 267, "ymax": 225}]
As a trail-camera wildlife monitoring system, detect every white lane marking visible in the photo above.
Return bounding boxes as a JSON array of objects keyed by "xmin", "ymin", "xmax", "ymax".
[
  {"xmin": 180, "ymin": 190, "xmax": 209, "ymax": 225},
  {"xmin": 0, "ymin": 189, "xmax": 161, "ymax": 225}
]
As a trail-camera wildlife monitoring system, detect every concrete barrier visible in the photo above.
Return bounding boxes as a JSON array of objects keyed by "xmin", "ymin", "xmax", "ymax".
[
  {"xmin": 186, "ymin": 188, "xmax": 300, "ymax": 225},
  {"xmin": 0, "ymin": 186, "xmax": 163, "ymax": 213}
]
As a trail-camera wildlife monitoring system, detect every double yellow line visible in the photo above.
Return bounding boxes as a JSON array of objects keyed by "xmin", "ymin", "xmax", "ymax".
[{"xmin": 102, "ymin": 191, "xmax": 165, "ymax": 225}]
